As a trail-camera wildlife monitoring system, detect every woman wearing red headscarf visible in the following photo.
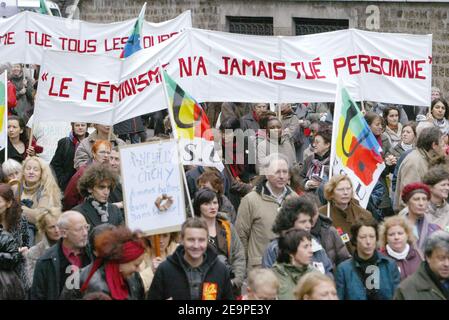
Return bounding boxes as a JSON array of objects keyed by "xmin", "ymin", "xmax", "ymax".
[{"xmin": 78, "ymin": 226, "xmax": 145, "ymax": 300}]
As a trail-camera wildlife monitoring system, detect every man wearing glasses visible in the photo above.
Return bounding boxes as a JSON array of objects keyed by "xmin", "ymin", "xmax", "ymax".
[{"xmin": 30, "ymin": 211, "xmax": 93, "ymax": 300}]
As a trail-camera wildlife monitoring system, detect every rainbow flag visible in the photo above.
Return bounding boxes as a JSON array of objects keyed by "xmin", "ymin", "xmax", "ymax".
[
  {"xmin": 330, "ymin": 81, "xmax": 385, "ymax": 208},
  {"xmin": 120, "ymin": 3, "xmax": 146, "ymax": 59},
  {"xmin": 39, "ymin": 0, "xmax": 53, "ymax": 15},
  {"xmin": 163, "ymin": 69, "xmax": 223, "ymax": 170},
  {"xmin": 0, "ymin": 72, "xmax": 7, "ymax": 151}
]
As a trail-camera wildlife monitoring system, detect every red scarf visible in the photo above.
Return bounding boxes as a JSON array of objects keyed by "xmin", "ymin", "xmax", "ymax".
[
  {"xmin": 222, "ymin": 138, "xmax": 244, "ymax": 178},
  {"xmin": 80, "ymin": 241, "xmax": 144, "ymax": 300}
]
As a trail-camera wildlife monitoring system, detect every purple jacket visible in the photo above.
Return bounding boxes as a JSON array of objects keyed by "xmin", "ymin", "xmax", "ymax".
[{"xmin": 381, "ymin": 246, "xmax": 422, "ymax": 281}]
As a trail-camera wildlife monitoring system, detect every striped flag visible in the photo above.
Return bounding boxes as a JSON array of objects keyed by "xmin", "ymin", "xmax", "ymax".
[
  {"xmin": 120, "ymin": 3, "xmax": 146, "ymax": 58},
  {"xmin": 330, "ymin": 80, "xmax": 385, "ymax": 208},
  {"xmin": 0, "ymin": 72, "xmax": 7, "ymax": 151},
  {"xmin": 162, "ymin": 70, "xmax": 223, "ymax": 170},
  {"xmin": 39, "ymin": 0, "xmax": 53, "ymax": 15}
]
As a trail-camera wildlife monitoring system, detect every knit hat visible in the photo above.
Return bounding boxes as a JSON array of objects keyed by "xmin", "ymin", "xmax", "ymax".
[{"xmin": 401, "ymin": 182, "xmax": 431, "ymax": 203}]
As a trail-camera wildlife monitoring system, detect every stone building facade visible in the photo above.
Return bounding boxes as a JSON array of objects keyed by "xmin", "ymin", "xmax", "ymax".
[{"xmin": 56, "ymin": 0, "xmax": 449, "ymax": 94}]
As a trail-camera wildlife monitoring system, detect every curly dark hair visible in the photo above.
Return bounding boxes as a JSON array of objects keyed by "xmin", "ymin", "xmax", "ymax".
[
  {"xmin": 277, "ymin": 229, "xmax": 311, "ymax": 263},
  {"xmin": 315, "ymin": 124, "xmax": 333, "ymax": 144},
  {"xmin": 0, "ymin": 183, "xmax": 22, "ymax": 232},
  {"xmin": 272, "ymin": 195, "xmax": 315, "ymax": 235},
  {"xmin": 77, "ymin": 163, "xmax": 118, "ymax": 198},
  {"xmin": 94, "ymin": 225, "xmax": 143, "ymax": 260}
]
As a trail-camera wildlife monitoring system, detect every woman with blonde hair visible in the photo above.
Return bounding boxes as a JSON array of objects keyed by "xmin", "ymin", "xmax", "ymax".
[
  {"xmin": 378, "ymin": 215, "xmax": 422, "ymax": 280},
  {"xmin": 139, "ymin": 232, "xmax": 179, "ymax": 293},
  {"xmin": 294, "ymin": 271, "xmax": 338, "ymax": 300},
  {"xmin": 243, "ymin": 268, "xmax": 279, "ymax": 300},
  {"xmin": 319, "ymin": 175, "xmax": 374, "ymax": 253},
  {"xmin": 18, "ymin": 156, "xmax": 62, "ymax": 245},
  {"xmin": 25, "ymin": 208, "xmax": 61, "ymax": 285}
]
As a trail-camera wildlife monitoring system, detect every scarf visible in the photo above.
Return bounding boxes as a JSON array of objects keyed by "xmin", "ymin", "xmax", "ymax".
[
  {"xmin": 386, "ymin": 243, "xmax": 410, "ymax": 260},
  {"xmin": 385, "ymin": 123, "xmax": 403, "ymax": 147},
  {"xmin": 87, "ymin": 195, "xmax": 109, "ymax": 223},
  {"xmin": 305, "ymin": 150, "xmax": 330, "ymax": 179},
  {"xmin": 401, "ymin": 141, "xmax": 413, "ymax": 152},
  {"xmin": 433, "ymin": 118, "xmax": 449, "ymax": 134},
  {"xmin": 80, "ymin": 241, "xmax": 145, "ymax": 300},
  {"xmin": 222, "ymin": 137, "xmax": 244, "ymax": 178},
  {"xmin": 69, "ymin": 131, "xmax": 82, "ymax": 149},
  {"xmin": 353, "ymin": 250, "xmax": 382, "ymax": 300}
]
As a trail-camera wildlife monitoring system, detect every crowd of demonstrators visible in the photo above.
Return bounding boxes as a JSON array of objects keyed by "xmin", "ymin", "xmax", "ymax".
[{"xmin": 2, "ymin": 59, "xmax": 449, "ymax": 301}]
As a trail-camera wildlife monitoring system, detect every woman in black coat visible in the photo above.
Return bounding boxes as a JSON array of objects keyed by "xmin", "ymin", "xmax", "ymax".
[
  {"xmin": 50, "ymin": 122, "xmax": 89, "ymax": 191},
  {"xmin": 0, "ymin": 226, "xmax": 26, "ymax": 299}
]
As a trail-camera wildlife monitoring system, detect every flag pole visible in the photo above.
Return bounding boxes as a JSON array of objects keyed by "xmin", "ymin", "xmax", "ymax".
[
  {"xmin": 158, "ymin": 62, "xmax": 195, "ymax": 217},
  {"xmin": 4, "ymin": 71, "xmax": 8, "ymax": 162}
]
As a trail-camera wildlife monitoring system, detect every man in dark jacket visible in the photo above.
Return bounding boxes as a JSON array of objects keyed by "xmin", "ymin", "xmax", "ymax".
[
  {"xmin": 147, "ymin": 217, "xmax": 234, "ymax": 300},
  {"xmin": 30, "ymin": 211, "xmax": 93, "ymax": 300},
  {"xmin": 72, "ymin": 163, "xmax": 124, "ymax": 229},
  {"xmin": 395, "ymin": 230, "xmax": 449, "ymax": 300}
]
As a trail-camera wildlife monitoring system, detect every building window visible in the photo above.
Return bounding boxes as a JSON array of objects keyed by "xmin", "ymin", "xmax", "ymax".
[
  {"xmin": 294, "ymin": 18, "xmax": 349, "ymax": 36},
  {"xmin": 228, "ymin": 16, "xmax": 273, "ymax": 35}
]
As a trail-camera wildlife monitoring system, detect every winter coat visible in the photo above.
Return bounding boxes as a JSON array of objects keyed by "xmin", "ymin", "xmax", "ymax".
[
  {"xmin": 384, "ymin": 124, "xmax": 403, "ymax": 149},
  {"xmin": 72, "ymin": 201, "xmax": 124, "ymax": 230},
  {"xmin": 319, "ymin": 199, "xmax": 374, "ymax": 253},
  {"xmin": 30, "ymin": 241, "xmax": 93, "ymax": 300},
  {"xmin": 271, "ymin": 262, "xmax": 315, "ymax": 300},
  {"xmin": 8, "ymin": 215, "xmax": 32, "ymax": 290},
  {"xmin": 73, "ymin": 131, "xmax": 125, "ymax": 170},
  {"xmin": 262, "ymin": 237, "xmax": 334, "ymax": 277},
  {"xmin": 389, "ymin": 142, "xmax": 410, "ymax": 159},
  {"xmin": 77, "ymin": 264, "xmax": 145, "ymax": 300},
  {"xmin": 221, "ymin": 102, "xmax": 252, "ymax": 124},
  {"xmin": 7, "ymin": 138, "xmax": 43, "ymax": 164},
  {"xmin": 305, "ymin": 103, "xmax": 330, "ymax": 122},
  {"xmin": 256, "ymin": 135, "xmax": 297, "ymax": 174},
  {"xmin": 240, "ymin": 112, "xmax": 260, "ymax": 132},
  {"xmin": 380, "ymin": 246, "xmax": 422, "ymax": 281},
  {"xmin": 235, "ymin": 181, "xmax": 295, "ymax": 271},
  {"xmin": 426, "ymin": 201, "xmax": 449, "ymax": 232},
  {"xmin": 394, "ymin": 149, "xmax": 434, "ymax": 212},
  {"xmin": 336, "ymin": 251, "xmax": 401, "ymax": 300},
  {"xmin": 398, "ymin": 209, "xmax": 441, "ymax": 256},
  {"xmin": 25, "ymin": 235, "xmax": 52, "ymax": 286},
  {"xmin": 139, "ymin": 242, "xmax": 178, "ymax": 293},
  {"xmin": 394, "ymin": 262, "xmax": 448, "ymax": 300},
  {"xmin": 147, "ymin": 245, "xmax": 234, "ymax": 300},
  {"xmin": 0, "ymin": 228, "xmax": 25, "ymax": 299},
  {"xmin": 214, "ymin": 214, "xmax": 246, "ymax": 288},
  {"xmin": 311, "ymin": 214, "xmax": 351, "ymax": 269},
  {"xmin": 10, "ymin": 74, "xmax": 34, "ymax": 122},
  {"xmin": 50, "ymin": 135, "xmax": 81, "ymax": 191},
  {"xmin": 113, "ymin": 116, "xmax": 145, "ymax": 136},
  {"xmin": 300, "ymin": 152, "xmax": 330, "ymax": 190},
  {"xmin": 0, "ymin": 227, "xmax": 21, "ymax": 271},
  {"xmin": 63, "ymin": 164, "xmax": 87, "ymax": 210}
]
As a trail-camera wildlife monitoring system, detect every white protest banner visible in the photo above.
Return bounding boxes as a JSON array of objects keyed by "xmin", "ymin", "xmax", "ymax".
[
  {"xmin": 34, "ymin": 28, "xmax": 432, "ymax": 125},
  {"xmin": 0, "ymin": 10, "xmax": 191, "ymax": 64},
  {"xmin": 119, "ymin": 139, "xmax": 186, "ymax": 235}
]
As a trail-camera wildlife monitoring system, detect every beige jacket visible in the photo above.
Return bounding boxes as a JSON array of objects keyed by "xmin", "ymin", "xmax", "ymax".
[{"xmin": 235, "ymin": 182, "xmax": 295, "ymax": 272}]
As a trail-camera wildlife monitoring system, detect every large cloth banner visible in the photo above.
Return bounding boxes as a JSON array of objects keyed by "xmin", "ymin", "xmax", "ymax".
[
  {"xmin": 119, "ymin": 140, "xmax": 186, "ymax": 235},
  {"xmin": 34, "ymin": 28, "xmax": 432, "ymax": 125},
  {"xmin": 0, "ymin": 10, "xmax": 191, "ymax": 63},
  {"xmin": 330, "ymin": 80, "xmax": 386, "ymax": 209}
]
